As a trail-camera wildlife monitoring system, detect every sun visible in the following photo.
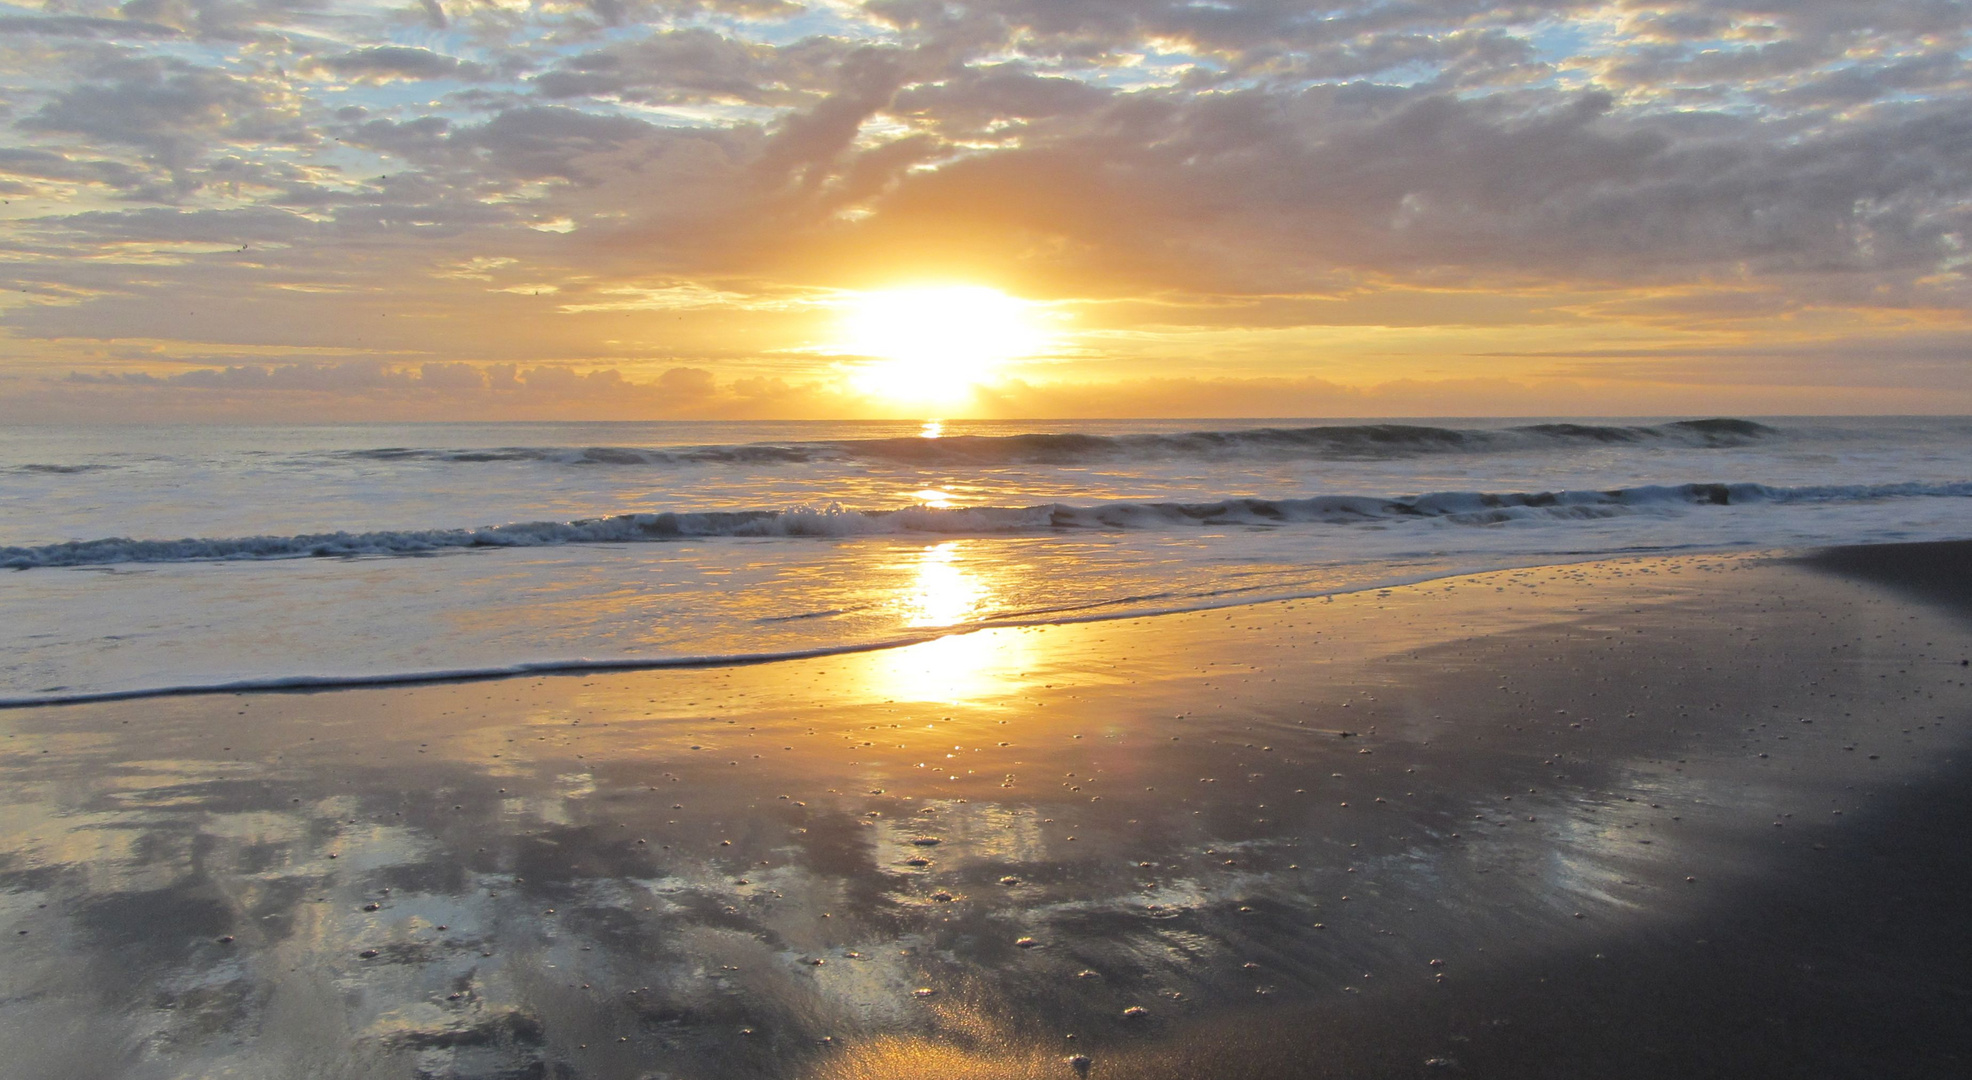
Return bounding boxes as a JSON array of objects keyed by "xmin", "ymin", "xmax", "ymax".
[{"xmin": 839, "ymin": 285, "xmax": 1047, "ymax": 405}]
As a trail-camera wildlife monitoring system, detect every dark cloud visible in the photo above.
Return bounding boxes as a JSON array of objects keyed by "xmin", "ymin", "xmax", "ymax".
[
  {"xmin": 16, "ymin": 55, "xmax": 307, "ymax": 192},
  {"xmin": 890, "ymin": 64, "xmax": 1109, "ymax": 138},
  {"xmin": 795, "ymin": 76, "xmax": 1972, "ymax": 300},
  {"xmin": 1769, "ymin": 50, "xmax": 1968, "ymax": 107},
  {"xmin": 39, "ymin": 205, "xmax": 315, "ymax": 245},
  {"xmin": 313, "ymin": 46, "xmax": 486, "ymax": 82},
  {"xmin": 0, "ymin": 15, "xmax": 182, "ymax": 38},
  {"xmin": 532, "ymin": 27, "xmax": 825, "ymax": 104},
  {"xmin": 751, "ymin": 45, "xmax": 916, "ymax": 187},
  {"xmin": 0, "ymin": 147, "xmax": 145, "ymax": 189}
]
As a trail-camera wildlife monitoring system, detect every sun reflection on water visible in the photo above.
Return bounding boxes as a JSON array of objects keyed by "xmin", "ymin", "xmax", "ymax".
[{"xmin": 912, "ymin": 488, "xmax": 956, "ymax": 508}]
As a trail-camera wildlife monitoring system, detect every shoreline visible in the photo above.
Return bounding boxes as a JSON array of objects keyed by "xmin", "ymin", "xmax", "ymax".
[
  {"xmin": 0, "ymin": 543, "xmax": 1896, "ymax": 710},
  {"xmin": 3, "ymin": 541, "xmax": 1970, "ymax": 1077}
]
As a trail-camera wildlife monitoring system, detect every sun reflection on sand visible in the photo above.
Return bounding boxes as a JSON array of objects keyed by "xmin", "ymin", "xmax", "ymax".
[
  {"xmin": 858, "ymin": 542, "xmax": 1034, "ymax": 704},
  {"xmin": 904, "ymin": 542, "xmax": 983, "ymax": 628}
]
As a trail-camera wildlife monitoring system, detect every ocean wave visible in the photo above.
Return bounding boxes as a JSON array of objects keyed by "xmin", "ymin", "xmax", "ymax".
[
  {"xmin": 322, "ymin": 418, "xmax": 1777, "ymax": 470},
  {"xmin": 11, "ymin": 462, "xmax": 118, "ymax": 475},
  {"xmin": 837, "ymin": 418, "xmax": 1776, "ymax": 465},
  {"xmin": 341, "ymin": 444, "xmax": 820, "ymax": 466},
  {"xmin": 6, "ymin": 478, "xmax": 1968, "ymax": 569}
]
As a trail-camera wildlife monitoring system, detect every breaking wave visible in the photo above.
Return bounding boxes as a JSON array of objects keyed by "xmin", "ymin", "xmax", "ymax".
[{"xmin": 7, "ymin": 477, "xmax": 1968, "ymax": 570}]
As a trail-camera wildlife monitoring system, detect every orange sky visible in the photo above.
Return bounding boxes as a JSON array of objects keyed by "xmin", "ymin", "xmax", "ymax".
[{"xmin": 3, "ymin": 1, "xmax": 1971, "ymax": 420}]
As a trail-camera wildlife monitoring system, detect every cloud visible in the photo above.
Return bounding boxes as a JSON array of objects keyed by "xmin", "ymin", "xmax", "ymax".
[
  {"xmin": 39, "ymin": 360, "xmax": 745, "ymax": 419},
  {"xmin": 532, "ymin": 28, "xmax": 801, "ymax": 104},
  {"xmin": 16, "ymin": 55, "xmax": 307, "ymax": 192},
  {"xmin": 311, "ymin": 47, "xmax": 487, "ymax": 83},
  {"xmin": 30, "ymin": 353, "xmax": 1971, "ymax": 424},
  {"xmin": 4, "ymin": 1, "xmax": 1972, "ymax": 419},
  {"xmin": 811, "ymin": 82, "xmax": 1972, "ymax": 299},
  {"xmin": 890, "ymin": 64, "xmax": 1109, "ymax": 137},
  {"xmin": 0, "ymin": 15, "xmax": 182, "ymax": 39},
  {"xmin": 0, "ymin": 147, "xmax": 146, "ymax": 190}
]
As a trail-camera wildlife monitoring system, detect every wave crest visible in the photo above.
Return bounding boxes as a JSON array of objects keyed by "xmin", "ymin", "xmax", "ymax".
[
  {"xmin": 6, "ymin": 478, "xmax": 1967, "ymax": 569},
  {"xmin": 315, "ymin": 418, "xmax": 1777, "ymax": 471}
]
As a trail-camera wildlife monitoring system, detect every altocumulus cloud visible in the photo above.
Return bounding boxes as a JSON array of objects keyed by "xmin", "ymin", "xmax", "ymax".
[{"xmin": 1, "ymin": 0, "xmax": 1970, "ymax": 417}]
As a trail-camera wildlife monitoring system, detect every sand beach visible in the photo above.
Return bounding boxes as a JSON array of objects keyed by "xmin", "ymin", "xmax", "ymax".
[{"xmin": 4, "ymin": 543, "xmax": 1971, "ymax": 1079}]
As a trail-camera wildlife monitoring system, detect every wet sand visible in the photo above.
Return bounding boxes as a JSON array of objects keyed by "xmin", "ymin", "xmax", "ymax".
[{"xmin": 4, "ymin": 544, "xmax": 1972, "ymax": 1079}]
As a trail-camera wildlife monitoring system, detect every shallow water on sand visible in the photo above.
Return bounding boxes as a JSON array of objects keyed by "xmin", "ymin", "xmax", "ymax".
[{"xmin": 3, "ymin": 553, "xmax": 1971, "ymax": 1078}]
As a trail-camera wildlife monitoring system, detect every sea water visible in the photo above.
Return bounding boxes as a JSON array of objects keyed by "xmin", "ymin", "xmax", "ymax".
[{"xmin": 3, "ymin": 416, "xmax": 1969, "ymax": 703}]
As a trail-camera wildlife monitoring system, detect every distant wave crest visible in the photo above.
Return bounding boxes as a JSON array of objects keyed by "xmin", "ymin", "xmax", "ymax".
[
  {"xmin": 837, "ymin": 418, "xmax": 1776, "ymax": 465},
  {"xmin": 7, "ymin": 477, "xmax": 1968, "ymax": 569},
  {"xmin": 323, "ymin": 418, "xmax": 1778, "ymax": 470},
  {"xmin": 340, "ymin": 444, "xmax": 821, "ymax": 467},
  {"xmin": 10, "ymin": 462, "xmax": 117, "ymax": 475}
]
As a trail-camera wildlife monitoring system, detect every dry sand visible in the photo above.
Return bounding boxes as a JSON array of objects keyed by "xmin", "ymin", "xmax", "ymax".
[{"xmin": 3, "ymin": 544, "xmax": 1971, "ymax": 1079}]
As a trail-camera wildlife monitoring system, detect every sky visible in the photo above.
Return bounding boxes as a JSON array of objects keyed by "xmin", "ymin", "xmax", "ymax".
[{"xmin": 2, "ymin": 0, "xmax": 1971, "ymax": 421}]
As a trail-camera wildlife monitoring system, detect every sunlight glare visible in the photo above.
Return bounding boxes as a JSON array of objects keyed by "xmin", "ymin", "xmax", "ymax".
[
  {"xmin": 912, "ymin": 488, "xmax": 957, "ymax": 509},
  {"xmin": 841, "ymin": 286, "xmax": 1047, "ymax": 405},
  {"xmin": 905, "ymin": 542, "xmax": 984, "ymax": 628},
  {"xmin": 857, "ymin": 542, "xmax": 1033, "ymax": 705}
]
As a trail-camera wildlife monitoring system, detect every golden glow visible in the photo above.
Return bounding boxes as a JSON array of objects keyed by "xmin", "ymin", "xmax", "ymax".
[
  {"xmin": 871, "ymin": 628, "xmax": 1032, "ymax": 706},
  {"xmin": 814, "ymin": 1036, "xmax": 1069, "ymax": 1080},
  {"xmin": 904, "ymin": 542, "xmax": 984, "ymax": 628},
  {"xmin": 912, "ymin": 487, "xmax": 956, "ymax": 508},
  {"xmin": 852, "ymin": 542, "xmax": 1034, "ymax": 705},
  {"xmin": 840, "ymin": 286, "xmax": 1048, "ymax": 405}
]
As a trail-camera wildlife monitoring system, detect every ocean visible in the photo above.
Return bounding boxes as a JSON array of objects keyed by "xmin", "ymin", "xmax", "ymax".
[{"xmin": 5, "ymin": 416, "xmax": 1970, "ymax": 705}]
